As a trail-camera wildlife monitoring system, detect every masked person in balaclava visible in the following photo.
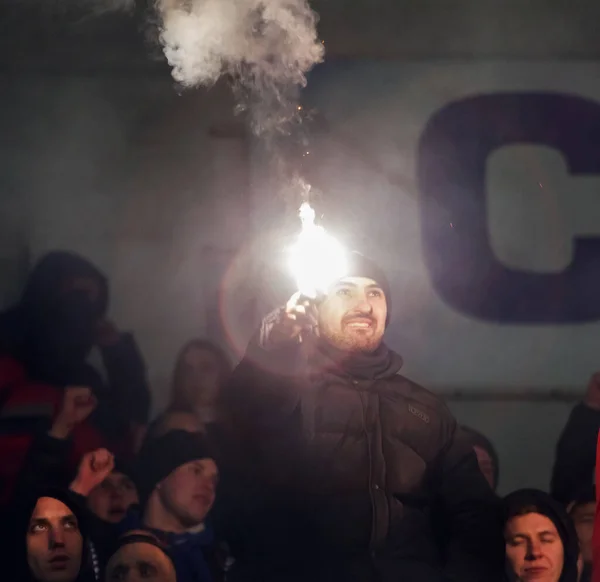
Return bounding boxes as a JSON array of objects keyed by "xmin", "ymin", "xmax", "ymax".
[
  {"xmin": 6, "ymin": 487, "xmax": 98, "ymax": 582},
  {"xmin": 0, "ymin": 251, "xmax": 151, "ymax": 507},
  {"xmin": 221, "ymin": 252, "xmax": 504, "ymax": 582},
  {"xmin": 503, "ymin": 489, "xmax": 580, "ymax": 582}
]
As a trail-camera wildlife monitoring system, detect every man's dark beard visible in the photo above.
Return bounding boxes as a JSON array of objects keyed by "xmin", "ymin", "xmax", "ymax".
[{"xmin": 322, "ymin": 316, "xmax": 382, "ymax": 353}]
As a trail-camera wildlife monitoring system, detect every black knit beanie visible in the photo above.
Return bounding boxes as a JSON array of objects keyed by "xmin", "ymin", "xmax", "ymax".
[
  {"xmin": 134, "ymin": 430, "xmax": 214, "ymax": 509},
  {"xmin": 344, "ymin": 251, "xmax": 392, "ymax": 326}
]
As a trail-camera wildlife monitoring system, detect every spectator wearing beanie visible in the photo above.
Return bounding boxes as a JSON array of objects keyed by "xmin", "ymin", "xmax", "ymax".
[
  {"xmin": 130, "ymin": 430, "xmax": 223, "ymax": 582},
  {"xmin": 86, "ymin": 458, "xmax": 138, "ymax": 525},
  {"xmin": 221, "ymin": 251, "xmax": 503, "ymax": 582},
  {"xmin": 66, "ymin": 450, "xmax": 138, "ymax": 582}
]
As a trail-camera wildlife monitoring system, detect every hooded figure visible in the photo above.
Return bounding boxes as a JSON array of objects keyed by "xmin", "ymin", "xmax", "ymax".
[
  {"xmin": 503, "ymin": 489, "xmax": 580, "ymax": 582},
  {"xmin": 0, "ymin": 251, "xmax": 150, "ymax": 507},
  {"xmin": 0, "ymin": 251, "xmax": 108, "ymax": 386},
  {"xmin": 6, "ymin": 487, "xmax": 97, "ymax": 582},
  {"xmin": 105, "ymin": 531, "xmax": 177, "ymax": 582}
]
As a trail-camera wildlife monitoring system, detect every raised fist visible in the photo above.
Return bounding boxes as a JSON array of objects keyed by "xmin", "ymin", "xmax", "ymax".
[{"xmin": 70, "ymin": 448, "xmax": 115, "ymax": 497}]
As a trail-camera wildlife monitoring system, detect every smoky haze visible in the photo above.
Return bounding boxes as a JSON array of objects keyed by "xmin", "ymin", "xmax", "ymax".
[{"xmin": 154, "ymin": 0, "xmax": 324, "ymax": 136}]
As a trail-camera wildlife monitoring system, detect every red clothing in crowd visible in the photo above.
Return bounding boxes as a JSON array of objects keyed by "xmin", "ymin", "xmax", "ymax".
[{"xmin": 0, "ymin": 356, "xmax": 114, "ymax": 506}]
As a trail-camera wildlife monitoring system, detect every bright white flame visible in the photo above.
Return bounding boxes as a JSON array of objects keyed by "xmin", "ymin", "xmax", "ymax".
[{"xmin": 289, "ymin": 203, "xmax": 347, "ymax": 297}]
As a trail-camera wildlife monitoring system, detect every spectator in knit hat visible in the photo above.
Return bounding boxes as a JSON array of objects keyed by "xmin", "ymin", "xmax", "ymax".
[
  {"xmin": 84, "ymin": 458, "xmax": 138, "ymax": 526},
  {"xmin": 129, "ymin": 430, "xmax": 222, "ymax": 582},
  {"xmin": 222, "ymin": 251, "xmax": 503, "ymax": 582}
]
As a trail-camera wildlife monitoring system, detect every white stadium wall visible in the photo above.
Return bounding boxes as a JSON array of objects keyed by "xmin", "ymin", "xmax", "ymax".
[
  {"xmin": 2, "ymin": 59, "xmax": 600, "ymax": 492},
  {"xmin": 250, "ymin": 62, "xmax": 600, "ymax": 492}
]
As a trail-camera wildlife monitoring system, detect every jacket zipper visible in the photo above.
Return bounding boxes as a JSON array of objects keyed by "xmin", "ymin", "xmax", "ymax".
[{"xmin": 359, "ymin": 388, "xmax": 377, "ymax": 550}]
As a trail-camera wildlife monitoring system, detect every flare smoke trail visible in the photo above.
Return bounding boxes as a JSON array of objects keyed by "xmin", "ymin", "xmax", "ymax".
[{"xmin": 154, "ymin": 0, "xmax": 324, "ymax": 136}]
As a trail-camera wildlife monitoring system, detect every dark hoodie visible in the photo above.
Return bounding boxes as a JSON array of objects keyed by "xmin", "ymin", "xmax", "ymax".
[
  {"xmin": 0, "ymin": 251, "xmax": 150, "ymax": 505},
  {"xmin": 0, "ymin": 251, "xmax": 150, "ymax": 421},
  {"xmin": 6, "ymin": 487, "xmax": 98, "ymax": 582},
  {"xmin": 0, "ymin": 251, "xmax": 109, "ymax": 385},
  {"xmin": 503, "ymin": 489, "xmax": 580, "ymax": 582}
]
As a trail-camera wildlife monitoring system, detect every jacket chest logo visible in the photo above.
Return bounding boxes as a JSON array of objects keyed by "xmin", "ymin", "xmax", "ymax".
[{"xmin": 408, "ymin": 404, "xmax": 430, "ymax": 424}]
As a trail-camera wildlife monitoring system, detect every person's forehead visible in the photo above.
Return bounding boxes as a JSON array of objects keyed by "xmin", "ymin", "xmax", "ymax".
[
  {"xmin": 330, "ymin": 276, "xmax": 380, "ymax": 289},
  {"xmin": 106, "ymin": 471, "xmax": 130, "ymax": 484},
  {"xmin": 508, "ymin": 512, "xmax": 558, "ymax": 534},
  {"xmin": 114, "ymin": 542, "xmax": 166, "ymax": 563},
  {"xmin": 184, "ymin": 348, "xmax": 218, "ymax": 366},
  {"xmin": 177, "ymin": 458, "xmax": 218, "ymax": 473},
  {"xmin": 31, "ymin": 497, "xmax": 73, "ymax": 519}
]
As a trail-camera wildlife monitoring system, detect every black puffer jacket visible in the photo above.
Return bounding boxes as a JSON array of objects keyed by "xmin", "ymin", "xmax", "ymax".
[{"xmin": 221, "ymin": 309, "xmax": 503, "ymax": 582}]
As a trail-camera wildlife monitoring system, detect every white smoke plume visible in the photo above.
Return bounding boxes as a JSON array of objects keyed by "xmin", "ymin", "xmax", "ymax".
[{"xmin": 154, "ymin": 0, "xmax": 324, "ymax": 136}]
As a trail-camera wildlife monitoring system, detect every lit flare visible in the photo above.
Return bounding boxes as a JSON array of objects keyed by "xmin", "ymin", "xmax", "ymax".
[{"xmin": 289, "ymin": 202, "xmax": 347, "ymax": 298}]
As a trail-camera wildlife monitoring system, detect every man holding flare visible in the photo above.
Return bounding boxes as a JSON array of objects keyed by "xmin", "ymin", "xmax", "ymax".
[{"xmin": 222, "ymin": 203, "xmax": 503, "ymax": 582}]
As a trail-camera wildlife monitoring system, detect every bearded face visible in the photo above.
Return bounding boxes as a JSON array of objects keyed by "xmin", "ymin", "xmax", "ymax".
[{"xmin": 318, "ymin": 277, "xmax": 387, "ymax": 353}]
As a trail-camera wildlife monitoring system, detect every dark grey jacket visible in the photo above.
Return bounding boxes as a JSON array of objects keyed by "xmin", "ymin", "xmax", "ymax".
[{"xmin": 221, "ymin": 310, "xmax": 503, "ymax": 582}]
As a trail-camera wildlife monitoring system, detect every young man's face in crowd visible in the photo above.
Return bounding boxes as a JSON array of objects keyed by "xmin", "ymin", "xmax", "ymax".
[
  {"xmin": 473, "ymin": 445, "xmax": 496, "ymax": 490},
  {"xmin": 569, "ymin": 501, "xmax": 595, "ymax": 564},
  {"xmin": 318, "ymin": 277, "xmax": 387, "ymax": 353},
  {"xmin": 158, "ymin": 459, "xmax": 218, "ymax": 529},
  {"xmin": 87, "ymin": 472, "xmax": 139, "ymax": 524},
  {"xmin": 106, "ymin": 541, "xmax": 176, "ymax": 582},
  {"xmin": 27, "ymin": 497, "xmax": 83, "ymax": 582},
  {"xmin": 504, "ymin": 512, "xmax": 564, "ymax": 582},
  {"xmin": 179, "ymin": 347, "xmax": 222, "ymax": 409}
]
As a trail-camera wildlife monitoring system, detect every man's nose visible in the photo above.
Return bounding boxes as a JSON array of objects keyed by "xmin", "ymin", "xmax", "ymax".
[
  {"xmin": 111, "ymin": 488, "xmax": 124, "ymax": 500},
  {"xmin": 354, "ymin": 299, "xmax": 373, "ymax": 314},
  {"xmin": 49, "ymin": 528, "xmax": 65, "ymax": 549},
  {"xmin": 525, "ymin": 540, "xmax": 542, "ymax": 560},
  {"xmin": 200, "ymin": 478, "xmax": 216, "ymax": 496},
  {"xmin": 202, "ymin": 483, "xmax": 216, "ymax": 496}
]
